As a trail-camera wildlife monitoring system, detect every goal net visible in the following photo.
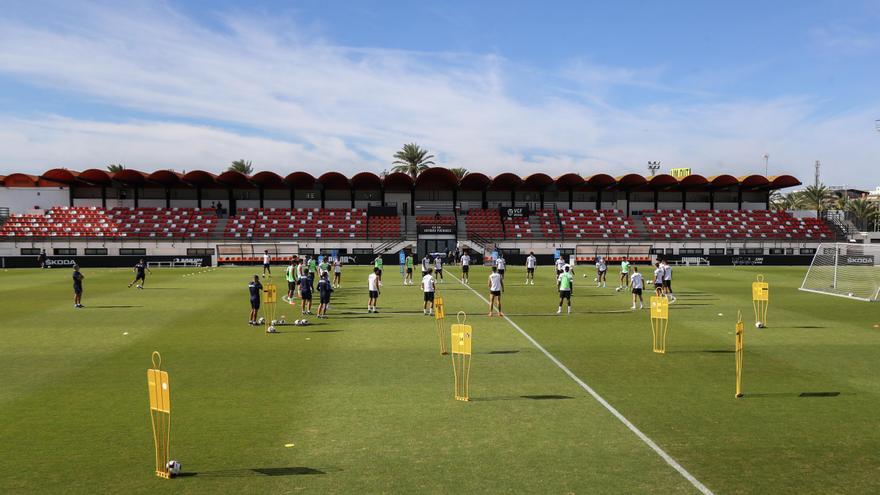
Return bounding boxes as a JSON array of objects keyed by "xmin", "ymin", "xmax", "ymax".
[{"xmin": 799, "ymin": 243, "xmax": 880, "ymax": 302}]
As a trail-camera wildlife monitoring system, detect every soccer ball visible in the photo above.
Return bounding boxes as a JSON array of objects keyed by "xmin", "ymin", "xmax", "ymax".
[
  {"xmin": 166, "ymin": 460, "xmax": 181, "ymax": 476},
  {"xmin": 258, "ymin": 317, "xmax": 265, "ymax": 325},
  {"xmin": 615, "ymin": 287, "xmax": 621, "ymax": 292},
  {"xmin": 271, "ymin": 320, "xmax": 277, "ymax": 326},
  {"xmin": 300, "ymin": 319, "xmax": 309, "ymax": 326},
  {"xmin": 278, "ymin": 319, "xmax": 285, "ymax": 324},
  {"xmin": 755, "ymin": 322, "xmax": 764, "ymax": 328},
  {"xmin": 266, "ymin": 326, "xmax": 277, "ymax": 333},
  {"xmin": 593, "ymin": 277, "xmax": 598, "ymax": 282}
]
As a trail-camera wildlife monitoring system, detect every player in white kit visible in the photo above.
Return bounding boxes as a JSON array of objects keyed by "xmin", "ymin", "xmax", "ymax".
[{"xmin": 525, "ymin": 252, "xmax": 537, "ymax": 285}]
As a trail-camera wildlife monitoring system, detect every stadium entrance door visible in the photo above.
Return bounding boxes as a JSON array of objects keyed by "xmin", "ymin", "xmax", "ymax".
[{"xmin": 419, "ymin": 239, "xmax": 456, "ymax": 258}]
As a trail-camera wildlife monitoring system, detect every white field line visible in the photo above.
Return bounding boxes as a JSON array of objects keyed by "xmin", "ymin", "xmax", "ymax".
[{"xmin": 448, "ymin": 272, "xmax": 713, "ymax": 495}]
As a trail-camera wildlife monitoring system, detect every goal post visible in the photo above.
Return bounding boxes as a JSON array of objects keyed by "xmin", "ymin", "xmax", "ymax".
[{"xmin": 799, "ymin": 243, "xmax": 880, "ymax": 302}]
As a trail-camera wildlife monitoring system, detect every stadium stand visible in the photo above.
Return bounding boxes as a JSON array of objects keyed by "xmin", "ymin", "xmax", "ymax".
[
  {"xmin": 225, "ymin": 208, "xmax": 365, "ymax": 239},
  {"xmin": 502, "ymin": 214, "xmax": 536, "ymax": 239},
  {"xmin": 557, "ymin": 209, "xmax": 637, "ymax": 239},
  {"xmin": 641, "ymin": 209, "xmax": 835, "ymax": 239},
  {"xmin": 223, "ymin": 208, "xmax": 399, "ymax": 239},
  {"xmin": 0, "ymin": 205, "xmax": 835, "ymax": 243},
  {"xmin": 0, "ymin": 206, "xmax": 117, "ymax": 237},
  {"xmin": 465, "ymin": 209, "xmax": 503, "ymax": 239},
  {"xmin": 0, "ymin": 206, "xmax": 403, "ymax": 240},
  {"xmin": 108, "ymin": 207, "xmax": 215, "ymax": 238},
  {"xmin": 368, "ymin": 214, "xmax": 402, "ymax": 238}
]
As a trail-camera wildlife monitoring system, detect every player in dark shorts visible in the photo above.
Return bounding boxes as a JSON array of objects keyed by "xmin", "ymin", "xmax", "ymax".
[
  {"xmin": 422, "ymin": 267, "xmax": 436, "ymax": 315},
  {"xmin": 421, "ymin": 255, "xmax": 431, "ymax": 278},
  {"xmin": 262, "ymin": 250, "xmax": 272, "ymax": 277},
  {"xmin": 128, "ymin": 259, "xmax": 151, "ymax": 289},
  {"xmin": 248, "ymin": 274, "xmax": 262, "ymax": 325},
  {"xmin": 38, "ymin": 249, "xmax": 47, "ymax": 269},
  {"xmin": 72, "ymin": 265, "xmax": 84, "ymax": 308},
  {"xmin": 299, "ymin": 272, "xmax": 314, "ymax": 315},
  {"xmin": 317, "ymin": 272, "xmax": 333, "ymax": 318}
]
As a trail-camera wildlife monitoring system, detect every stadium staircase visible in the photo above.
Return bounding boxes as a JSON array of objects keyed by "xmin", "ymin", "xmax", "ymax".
[
  {"xmin": 404, "ymin": 214, "xmax": 417, "ymax": 239},
  {"xmin": 630, "ymin": 213, "xmax": 650, "ymax": 238},
  {"xmin": 825, "ymin": 211, "xmax": 860, "ymax": 242},
  {"xmin": 211, "ymin": 217, "xmax": 229, "ymax": 238}
]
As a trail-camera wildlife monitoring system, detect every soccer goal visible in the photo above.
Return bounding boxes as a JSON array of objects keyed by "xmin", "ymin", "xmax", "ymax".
[{"xmin": 799, "ymin": 243, "xmax": 880, "ymax": 302}]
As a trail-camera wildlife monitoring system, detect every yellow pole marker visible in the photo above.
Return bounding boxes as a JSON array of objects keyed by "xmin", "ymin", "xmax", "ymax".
[
  {"xmin": 263, "ymin": 283, "xmax": 278, "ymax": 333},
  {"xmin": 434, "ymin": 295, "xmax": 448, "ymax": 355},
  {"xmin": 451, "ymin": 311, "xmax": 472, "ymax": 401},
  {"xmin": 650, "ymin": 296, "xmax": 669, "ymax": 354},
  {"xmin": 752, "ymin": 274, "xmax": 769, "ymax": 328},
  {"xmin": 735, "ymin": 310, "xmax": 745, "ymax": 398},
  {"xmin": 147, "ymin": 351, "xmax": 172, "ymax": 479}
]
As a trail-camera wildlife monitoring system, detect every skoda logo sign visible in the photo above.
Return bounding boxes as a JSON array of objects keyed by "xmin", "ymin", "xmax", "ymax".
[{"xmin": 46, "ymin": 259, "xmax": 76, "ymax": 266}]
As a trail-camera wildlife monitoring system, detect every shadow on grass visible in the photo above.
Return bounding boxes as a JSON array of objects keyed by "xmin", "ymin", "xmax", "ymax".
[
  {"xmin": 743, "ymin": 391, "xmax": 843, "ymax": 399},
  {"xmin": 512, "ymin": 310, "xmax": 632, "ymax": 316},
  {"xmin": 486, "ymin": 350, "xmax": 520, "ymax": 355},
  {"xmin": 775, "ymin": 326, "xmax": 827, "ymax": 329},
  {"xmin": 84, "ymin": 305, "xmax": 143, "ymax": 309},
  {"xmin": 471, "ymin": 394, "xmax": 574, "ymax": 402},
  {"xmin": 671, "ymin": 349, "xmax": 735, "ymax": 354},
  {"xmin": 180, "ymin": 466, "xmax": 333, "ymax": 478}
]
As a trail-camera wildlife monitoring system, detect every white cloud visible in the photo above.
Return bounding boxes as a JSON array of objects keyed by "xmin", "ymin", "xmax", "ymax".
[
  {"xmin": 811, "ymin": 23, "xmax": 879, "ymax": 52},
  {"xmin": 0, "ymin": 2, "xmax": 877, "ymax": 188}
]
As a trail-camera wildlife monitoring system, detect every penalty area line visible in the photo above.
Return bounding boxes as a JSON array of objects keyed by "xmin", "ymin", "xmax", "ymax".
[{"xmin": 448, "ymin": 272, "xmax": 714, "ymax": 495}]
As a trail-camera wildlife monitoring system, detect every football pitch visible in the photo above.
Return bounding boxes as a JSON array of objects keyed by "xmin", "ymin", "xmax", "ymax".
[{"xmin": 1, "ymin": 264, "xmax": 879, "ymax": 494}]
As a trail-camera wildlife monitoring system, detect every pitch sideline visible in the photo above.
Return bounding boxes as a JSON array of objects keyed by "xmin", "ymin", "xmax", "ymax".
[{"xmin": 448, "ymin": 271, "xmax": 714, "ymax": 495}]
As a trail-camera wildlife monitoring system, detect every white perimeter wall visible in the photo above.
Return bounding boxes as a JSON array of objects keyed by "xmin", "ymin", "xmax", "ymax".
[{"xmin": 0, "ymin": 187, "xmax": 69, "ymax": 213}]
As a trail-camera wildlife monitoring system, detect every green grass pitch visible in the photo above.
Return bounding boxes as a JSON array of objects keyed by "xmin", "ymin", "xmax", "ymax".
[{"xmin": 1, "ymin": 264, "xmax": 879, "ymax": 494}]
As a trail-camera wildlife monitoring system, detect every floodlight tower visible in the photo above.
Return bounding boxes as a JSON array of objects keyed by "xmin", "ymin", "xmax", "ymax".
[
  {"xmin": 647, "ymin": 161, "xmax": 661, "ymax": 176},
  {"xmin": 763, "ymin": 153, "xmax": 769, "ymax": 176}
]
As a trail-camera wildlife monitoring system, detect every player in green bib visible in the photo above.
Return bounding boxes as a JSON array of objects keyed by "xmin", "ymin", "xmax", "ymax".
[
  {"xmin": 285, "ymin": 259, "xmax": 298, "ymax": 302},
  {"xmin": 374, "ymin": 255, "xmax": 384, "ymax": 282},
  {"xmin": 557, "ymin": 265, "xmax": 574, "ymax": 315},
  {"xmin": 319, "ymin": 260, "xmax": 330, "ymax": 277},
  {"xmin": 618, "ymin": 258, "xmax": 631, "ymax": 291},
  {"xmin": 404, "ymin": 254, "xmax": 414, "ymax": 285}
]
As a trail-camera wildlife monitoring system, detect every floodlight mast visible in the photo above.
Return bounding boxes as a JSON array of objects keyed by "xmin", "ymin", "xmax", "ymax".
[{"xmin": 647, "ymin": 161, "xmax": 661, "ymax": 176}]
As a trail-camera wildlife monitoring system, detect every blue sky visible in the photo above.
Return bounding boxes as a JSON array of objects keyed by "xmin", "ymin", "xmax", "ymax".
[{"xmin": 0, "ymin": 0, "xmax": 878, "ymax": 187}]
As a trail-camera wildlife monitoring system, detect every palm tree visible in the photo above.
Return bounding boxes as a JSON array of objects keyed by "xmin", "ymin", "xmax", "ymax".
[
  {"xmin": 228, "ymin": 159, "xmax": 253, "ymax": 175},
  {"xmin": 769, "ymin": 191, "xmax": 786, "ymax": 210},
  {"xmin": 800, "ymin": 184, "xmax": 833, "ymax": 218},
  {"xmin": 107, "ymin": 164, "xmax": 125, "ymax": 173},
  {"xmin": 846, "ymin": 198, "xmax": 879, "ymax": 231},
  {"xmin": 392, "ymin": 143, "xmax": 435, "ymax": 179},
  {"xmin": 448, "ymin": 167, "xmax": 468, "ymax": 180},
  {"xmin": 770, "ymin": 191, "xmax": 804, "ymax": 211}
]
